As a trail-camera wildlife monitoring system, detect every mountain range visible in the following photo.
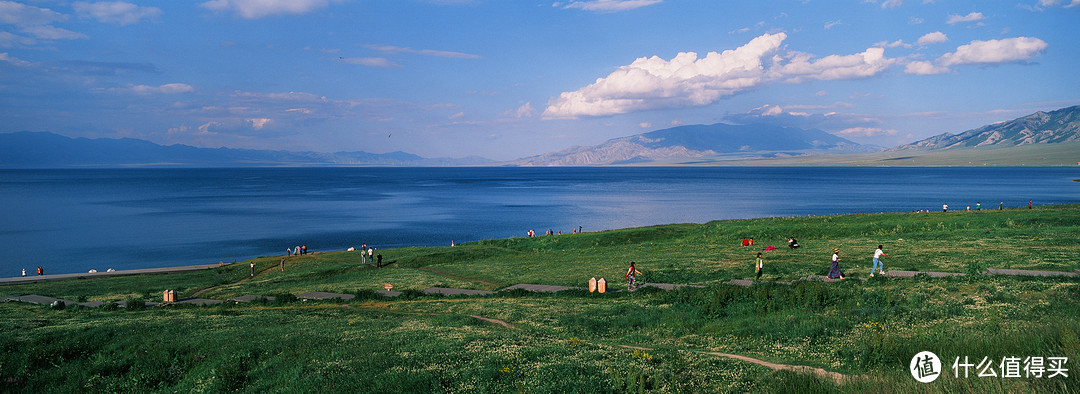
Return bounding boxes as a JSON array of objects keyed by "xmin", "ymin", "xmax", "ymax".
[
  {"xmin": 890, "ymin": 105, "xmax": 1080, "ymax": 151},
  {"xmin": 0, "ymin": 132, "xmax": 492, "ymax": 168},
  {"xmin": 506, "ymin": 123, "xmax": 880, "ymax": 166},
  {"xmin": 2, "ymin": 105, "xmax": 1077, "ymax": 167}
]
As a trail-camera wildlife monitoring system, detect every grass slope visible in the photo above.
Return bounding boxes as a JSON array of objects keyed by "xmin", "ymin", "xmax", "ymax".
[{"xmin": 2, "ymin": 205, "xmax": 1079, "ymax": 392}]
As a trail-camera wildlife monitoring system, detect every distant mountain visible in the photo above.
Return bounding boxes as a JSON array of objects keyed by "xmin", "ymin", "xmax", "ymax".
[
  {"xmin": 0, "ymin": 132, "xmax": 492, "ymax": 167},
  {"xmin": 891, "ymin": 105, "xmax": 1080, "ymax": 151},
  {"xmin": 505, "ymin": 123, "xmax": 879, "ymax": 166}
]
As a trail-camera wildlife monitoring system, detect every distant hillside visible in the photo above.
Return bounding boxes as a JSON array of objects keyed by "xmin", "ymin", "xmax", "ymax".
[
  {"xmin": 505, "ymin": 123, "xmax": 878, "ymax": 166},
  {"xmin": 0, "ymin": 132, "xmax": 492, "ymax": 168},
  {"xmin": 892, "ymin": 105, "xmax": 1080, "ymax": 151}
]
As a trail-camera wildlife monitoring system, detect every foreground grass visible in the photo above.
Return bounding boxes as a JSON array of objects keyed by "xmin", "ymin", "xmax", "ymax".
[{"xmin": 2, "ymin": 205, "xmax": 1079, "ymax": 392}]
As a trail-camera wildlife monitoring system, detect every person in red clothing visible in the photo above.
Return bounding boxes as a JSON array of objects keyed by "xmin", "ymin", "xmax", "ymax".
[
  {"xmin": 625, "ymin": 262, "xmax": 642, "ymax": 291},
  {"xmin": 741, "ymin": 238, "xmax": 750, "ymax": 247}
]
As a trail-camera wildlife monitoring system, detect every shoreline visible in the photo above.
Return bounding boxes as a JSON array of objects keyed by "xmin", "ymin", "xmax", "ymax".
[{"xmin": 0, "ymin": 263, "xmax": 222, "ymax": 285}]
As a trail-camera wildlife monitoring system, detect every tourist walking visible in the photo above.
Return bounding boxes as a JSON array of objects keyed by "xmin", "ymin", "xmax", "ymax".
[
  {"xmin": 827, "ymin": 249, "xmax": 845, "ymax": 279},
  {"xmin": 367, "ymin": 248, "xmax": 374, "ymax": 263},
  {"xmin": 377, "ymin": 253, "xmax": 383, "ymax": 268},
  {"xmin": 870, "ymin": 245, "xmax": 888, "ymax": 277},
  {"xmin": 625, "ymin": 262, "xmax": 641, "ymax": 291},
  {"xmin": 755, "ymin": 252, "xmax": 764, "ymax": 281},
  {"xmin": 280, "ymin": 258, "xmax": 285, "ymax": 271},
  {"xmin": 788, "ymin": 237, "xmax": 799, "ymax": 249},
  {"xmin": 250, "ymin": 261, "xmax": 255, "ymax": 277},
  {"xmin": 943, "ymin": 203, "xmax": 948, "ymax": 212},
  {"xmin": 21, "ymin": 268, "xmax": 26, "ymax": 277}
]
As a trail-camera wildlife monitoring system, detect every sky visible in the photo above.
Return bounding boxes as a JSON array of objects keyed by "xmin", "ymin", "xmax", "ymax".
[{"xmin": 0, "ymin": 0, "xmax": 1078, "ymax": 161}]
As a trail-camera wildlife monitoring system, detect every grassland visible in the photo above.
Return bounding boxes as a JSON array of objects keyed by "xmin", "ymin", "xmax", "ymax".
[
  {"xmin": 2, "ymin": 205, "xmax": 1079, "ymax": 392},
  {"xmin": 692, "ymin": 142, "xmax": 1080, "ymax": 167}
]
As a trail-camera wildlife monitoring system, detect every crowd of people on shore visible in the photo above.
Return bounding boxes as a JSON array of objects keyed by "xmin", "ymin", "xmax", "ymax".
[
  {"xmin": 735, "ymin": 233, "xmax": 894, "ymax": 281},
  {"xmin": 527, "ymin": 226, "xmax": 584, "ymax": 237}
]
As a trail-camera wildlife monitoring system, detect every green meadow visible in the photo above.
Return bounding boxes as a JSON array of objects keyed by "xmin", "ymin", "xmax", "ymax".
[{"xmin": 2, "ymin": 205, "xmax": 1079, "ymax": 392}]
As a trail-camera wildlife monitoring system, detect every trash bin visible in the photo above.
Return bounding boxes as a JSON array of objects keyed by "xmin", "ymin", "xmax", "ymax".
[
  {"xmin": 597, "ymin": 278, "xmax": 606, "ymax": 294},
  {"xmin": 589, "ymin": 277, "xmax": 597, "ymax": 293}
]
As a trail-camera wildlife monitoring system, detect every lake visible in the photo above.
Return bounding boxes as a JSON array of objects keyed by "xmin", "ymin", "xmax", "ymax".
[{"xmin": 1, "ymin": 167, "xmax": 1077, "ymax": 275}]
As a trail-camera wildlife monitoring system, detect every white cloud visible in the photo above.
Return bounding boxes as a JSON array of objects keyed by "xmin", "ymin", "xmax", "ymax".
[
  {"xmin": 0, "ymin": 32, "xmax": 36, "ymax": 47},
  {"xmin": 543, "ymin": 33, "xmax": 787, "ymax": 118},
  {"xmin": 363, "ymin": 44, "xmax": 481, "ymax": 59},
  {"xmin": 515, "ymin": 102, "xmax": 536, "ymax": 118},
  {"xmin": 638, "ymin": 122, "xmax": 652, "ymax": 128},
  {"xmin": 0, "ymin": 52, "xmax": 31, "ymax": 66},
  {"xmin": 769, "ymin": 47, "xmax": 895, "ymax": 83},
  {"xmin": 881, "ymin": 0, "xmax": 903, "ymax": 9},
  {"xmin": 835, "ymin": 127, "xmax": 897, "ymax": 136},
  {"xmin": 127, "ymin": 83, "xmax": 195, "ymax": 94},
  {"xmin": 824, "ymin": 20, "xmax": 842, "ymax": 30},
  {"xmin": 544, "ymin": 33, "xmax": 900, "ymax": 119},
  {"xmin": 73, "ymin": 2, "xmax": 162, "ymax": 25},
  {"xmin": 0, "ymin": 1, "xmax": 65, "ymax": 25},
  {"xmin": 449, "ymin": 111, "xmax": 465, "ymax": 120},
  {"xmin": 903, "ymin": 60, "xmax": 949, "ymax": 75},
  {"xmin": 200, "ymin": 0, "xmax": 330, "ymax": 19},
  {"xmin": 20, "ymin": 25, "xmax": 88, "ymax": 40},
  {"xmin": 916, "ymin": 31, "xmax": 947, "ymax": 45},
  {"xmin": 938, "ymin": 37, "xmax": 1048, "ymax": 66},
  {"xmin": 248, "ymin": 118, "xmax": 271, "ymax": 129},
  {"xmin": 909, "ymin": 16, "xmax": 924, "ymax": 24},
  {"xmin": 946, "ymin": 12, "xmax": 984, "ymax": 24},
  {"xmin": 340, "ymin": 57, "xmax": 399, "ymax": 68},
  {"xmin": 875, "ymin": 39, "xmax": 911, "ymax": 48},
  {"xmin": 562, "ymin": 0, "xmax": 662, "ymax": 12}
]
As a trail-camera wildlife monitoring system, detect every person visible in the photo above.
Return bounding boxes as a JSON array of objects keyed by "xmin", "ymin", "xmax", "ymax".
[
  {"xmin": 827, "ymin": 248, "xmax": 845, "ymax": 279},
  {"xmin": 21, "ymin": 268, "xmax": 26, "ymax": 277},
  {"xmin": 625, "ymin": 261, "xmax": 641, "ymax": 291},
  {"xmin": 37, "ymin": 266, "xmax": 43, "ymax": 276},
  {"xmin": 755, "ymin": 252, "xmax": 764, "ymax": 280},
  {"xmin": 999, "ymin": 202, "xmax": 1003, "ymax": 210},
  {"xmin": 250, "ymin": 261, "xmax": 255, "ymax": 277},
  {"xmin": 749, "ymin": 238, "xmax": 755, "ymax": 246},
  {"xmin": 287, "ymin": 247, "xmax": 292, "ymax": 256},
  {"xmin": 976, "ymin": 202, "xmax": 981, "ymax": 211},
  {"xmin": 280, "ymin": 258, "xmax": 285, "ymax": 271},
  {"xmin": 302, "ymin": 245, "xmax": 307, "ymax": 255},
  {"xmin": 295, "ymin": 245, "xmax": 301, "ymax": 256},
  {"xmin": 741, "ymin": 238, "xmax": 750, "ymax": 247},
  {"xmin": 870, "ymin": 245, "xmax": 888, "ymax": 277},
  {"xmin": 1029, "ymin": 200, "xmax": 1033, "ymax": 209},
  {"xmin": 377, "ymin": 253, "xmax": 383, "ymax": 268},
  {"xmin": 360, "ymin": 248, "xmax": 367, "ymax": 263},
  {"xmin": 788, "ymin": 237, "xmax": 800, "ymax": 249},
  {"xmin": 943, "ymin": 203, "xmax": 948, "ymax": 212},
  {"xmin": 367, "ymin": 248, "xmax": 374, "ymax": 263}
]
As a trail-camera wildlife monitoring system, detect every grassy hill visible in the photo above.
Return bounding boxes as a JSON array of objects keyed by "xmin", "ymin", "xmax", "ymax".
[{"xmin": 2, "ymin": 205, "xmax": 1079, "ymax": 392}]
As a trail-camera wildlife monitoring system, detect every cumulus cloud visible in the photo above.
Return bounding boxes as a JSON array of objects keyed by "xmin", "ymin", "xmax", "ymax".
[
  {"xmin": 515, "ymin": 102, "xmax": 536, "ymax": 118},
  {"xmin": 74, "ymin": 2, "xmax": 162, "ymax": 25},
  {"xmin": 938, "ymin": 37, "xmax": 1048, "ymax": 66},
  {"xmin": 560, "ymin": 0, "xmax": 662, "ymax": 12},
  {"xmin": 544, "ymin": 33, "xmax": 787, "ymax": 118},
  {"xmin": 340, "ymin": 57, "xmax": 399, "ymax": 68},
  {"xmin": 769, "ymin": 47, "xmax": 895, "ymax": 83},
  {"xmin": 916, "ymin": 31, "xmax": 947, "ymax": 45},
  {"xmin": 544, "ymin": 33, "xmax": 900, "ymax": 119},
  {"xmin": 946, "ymin": 12, "xmax": 984, "ymax": 24},
  {"xmin": 903, "ymin": 60, "xmax": 949, "ymax": 75},
  {"xmin": 200, "ymin": 0, "xmax": 330, "ymax": 19},
  {"xmin": 248, "ymin": 118, "xmax": 271, "ymax": 129}
]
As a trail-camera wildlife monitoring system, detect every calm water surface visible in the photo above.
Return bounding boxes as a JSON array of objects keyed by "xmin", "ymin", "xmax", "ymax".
[{"xmin": 1, "ymin": 167, "xmax": 1077, "ymax": 275}]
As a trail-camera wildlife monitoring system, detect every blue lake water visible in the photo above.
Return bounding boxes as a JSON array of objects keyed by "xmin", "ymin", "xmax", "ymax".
[{"xmin": 1, "ymin": 167, "xmax": 1078, "ymax": 275}]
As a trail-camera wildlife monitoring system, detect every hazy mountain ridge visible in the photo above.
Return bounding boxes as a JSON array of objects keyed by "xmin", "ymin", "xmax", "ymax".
[
  {"xmin": 891, "ymin": 105, "xmax": 1080, "ymax": 151},
  {"xmin": 0, "ymin": 132, "xmax": 492, "ymax": 168},
  {"xmin": 506, "ymin": 123, "xmax": 879, "ymax": 166}
]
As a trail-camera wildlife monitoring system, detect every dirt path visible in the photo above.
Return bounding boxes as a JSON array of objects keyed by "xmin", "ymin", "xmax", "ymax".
[
  {"xmin": 418, "ymin": 267, "xmax": 499, "ymax": 287},
  {"xmin": 617, "ymin": 345, "xmax": 858, "ymax": 385},
  {"xmin": 469, "ymin": 315, "xmax": 518, "ymax": 330},
  {"xmin": 700, "ymin": 351, "xmax": 859, "ymax": 385}
]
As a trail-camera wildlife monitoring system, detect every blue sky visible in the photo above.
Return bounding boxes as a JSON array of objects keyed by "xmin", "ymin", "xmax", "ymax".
[{"xmin": 1, "ymin": 0, "xmax": 1077, "ymax": 161}]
